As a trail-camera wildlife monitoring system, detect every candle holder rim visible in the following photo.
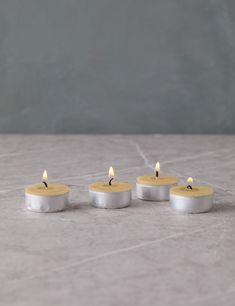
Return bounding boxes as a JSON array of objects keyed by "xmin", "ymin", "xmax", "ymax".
[
  {"xmin": 136, "ymin": 174, "xmax": 178, "ymax": 186},
  {"xmin": 89, "ymin": 181, "xmax": 132, "ymax": 193},
  {"xmin": 25, "ymin": 183, "xmax": 70, "ymax": 196},
  {"xmin": 170, "ymin": 185, "xmax": 214, "ymax": 197}
]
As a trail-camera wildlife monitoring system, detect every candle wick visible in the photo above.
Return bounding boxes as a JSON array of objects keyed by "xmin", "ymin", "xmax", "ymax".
[
  {"xmin": 109, "ymin": 178, "xmax": 114, "ymax": 186},
  {"xmin": 187, "ymin": 185, "xmax": 192, "ymax": 190},
  {"xmin": 155, "ymin": 171, "xmax": 159, "ymax": 178},
  {"xmin": 42, "ymin": 181, "xmax": 48, "ymax": 188}
]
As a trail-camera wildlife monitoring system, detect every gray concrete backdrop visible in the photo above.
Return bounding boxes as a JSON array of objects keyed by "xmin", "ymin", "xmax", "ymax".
[{"xmin": 0, "ymin": 0, "xmax": 234, "ymax": 133}]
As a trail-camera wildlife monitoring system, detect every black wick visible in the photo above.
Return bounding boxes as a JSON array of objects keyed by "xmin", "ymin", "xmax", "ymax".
[
  {"xmin": 109, "ymin": 178, "xmax": 114, "ymax": 186},
  {"xmin": 42, "ymin": 181, "xmax": 48, "ymax": 188},
  {"xmin": 187, "ymin": 185, "xmax": 192, "ymax": 190},
  {"xmin": 155, "ymin": 171, "xmax": 159, "ymax": 178}
]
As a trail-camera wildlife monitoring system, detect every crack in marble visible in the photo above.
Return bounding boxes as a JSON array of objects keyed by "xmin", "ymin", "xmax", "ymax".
[
  {"xmin": 161, "ymin": 151, "xmax": 216, "ymax": 165},
  {"xmin": 128, "ymin": 138, "xmax": 230, "ymax": 168},
  {"xmin": 1, "ymin": 136, "xmax": 235, "ymax": 305},
  {"xmin": 3, "ymin": 222, "xmax": 225, "ymax": 290},
  {"xmin": 2, "ymin": 174, "xmax": 235, "ymax": 197},
  {"xmin": 0, "ymin": 152, "xmax": 20, "ymax": 158},
  {"xmin": 128, "ymin": 138, "xmax": 235, "ymax": 195},
  {"xmin": 0, "ymin": 165, "xmax": 148, "ymax": 194},
  {"xmin": 1, "ymin": 137, "xmax": 233, "ymax": 194},
  {"xmin": 128, "ymin": 139, "xmax": 154, "ymax": 169},
  {"xmin": 52, "ymin": 165, "xmax": 147, "ymax": 183},
  {"xmin": 176, "ymin": 170, "xmax": 235, "ymax": 197}
]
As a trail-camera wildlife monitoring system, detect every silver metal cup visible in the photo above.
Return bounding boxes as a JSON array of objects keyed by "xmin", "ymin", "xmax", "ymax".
[
  {"xmin": 89, "ymin": 190, "xmax": 131, "ymax": 209},
  {"xmin": 25, "ymin": 193, "xmax": 69, "ymax": 213},
  {"xmin": 170, "ymin": 193, "xmax": 213, "ymax": 213},
  {"xmin": 136, "ymin": 183, "xmax": 176, "ymax": 201}
]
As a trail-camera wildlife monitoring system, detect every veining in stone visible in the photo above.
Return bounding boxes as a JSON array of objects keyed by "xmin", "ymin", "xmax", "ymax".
[{"xmin": 0, "ymin": 135, "xmax": 235, "ymax": 306}]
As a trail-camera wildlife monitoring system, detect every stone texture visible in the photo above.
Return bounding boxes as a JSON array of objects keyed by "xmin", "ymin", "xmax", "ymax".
[{"xmin": 0, "ymin": 134, "xmax": 235, "ymax": 306}]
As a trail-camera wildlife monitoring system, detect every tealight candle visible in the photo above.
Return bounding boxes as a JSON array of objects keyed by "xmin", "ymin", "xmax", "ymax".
[
  {"xmin": 136, "ymin": 162, "xmax": 178, "ymax": 201},
  {"xmin": 170, "ymin": 177, "xmax": 214, "ymax": 213},
  {"xmin": 25, "ymin": 170, "xmax": 70, "ymax": 213},
  {"xmin": 89, "ymin": 166, "xmax": 132, "ymax": 209}
]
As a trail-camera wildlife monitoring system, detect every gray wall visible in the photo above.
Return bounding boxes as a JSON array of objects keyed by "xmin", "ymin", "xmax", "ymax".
[{"xmin": 0, "ymin": 0, "xmax": 234, "ymax": 133}]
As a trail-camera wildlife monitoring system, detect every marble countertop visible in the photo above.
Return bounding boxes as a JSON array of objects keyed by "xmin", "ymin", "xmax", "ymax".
[{"xmin": 1, "ymin": 134, "xmax": 235, "ymax": 306}]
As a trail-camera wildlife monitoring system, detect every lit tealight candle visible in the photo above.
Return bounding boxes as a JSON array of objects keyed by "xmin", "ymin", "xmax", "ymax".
[
  {"xmin": 170, "ymin": 177, "xmax": 214, "ymax": 213},
  {"xmin": 89, "ymin": 166, "xmax": 132, "ymax": 209},
  {"xmin": 136, "ymin": 162, "xmax": 178, "ymax": 201},
  {"xmin": 25, "ymin": 170, "xmax": 70, "ymax": 213}
]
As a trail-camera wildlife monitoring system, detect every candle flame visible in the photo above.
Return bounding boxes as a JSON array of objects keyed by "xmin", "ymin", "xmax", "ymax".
[
  {"xmin": 42, "ymin": 170, "xmax": 48, "ymax": 181},
  {"xmin": 187, "ymin": 177, "xmax": 193, "ymax": 184},
  {"xmin": 108, "ymin": 166, "xmax": 114, "ymax": 178},
  {"xmin": 155, "ymin": 162, "xmax": 160, "ymax": 172}
]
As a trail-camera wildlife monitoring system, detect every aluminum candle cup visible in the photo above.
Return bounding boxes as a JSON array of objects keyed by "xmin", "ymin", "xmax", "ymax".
[
  {"xmin": 170, "ymin": 185, "xmax": 214, "ymax": 213},
  {"xmin": 136, "ymin": 175, "xmax": 178, "ymax": 201},
  {"xmin": 25, "ymin": 183, "xmax": 70, "ymax": 213},
  {"xmin": 89, "ymin": 181, "xmax": 132, "ymax": 209}
]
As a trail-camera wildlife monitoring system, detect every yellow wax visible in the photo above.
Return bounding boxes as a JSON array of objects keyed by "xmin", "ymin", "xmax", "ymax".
[
  {"xmin": 25, "ymin": 183, "xmax": 69, "ymax": 196},
  {"xmin": 89, "ymin": 181, "xmax": 132, "ymax": 193},
  {"xmin": 137, "ymin": 174, "xmax": 178, "ymax": 186},
  {"xmin": 170, "ymin": 186, "xmax": 214, "ymax": 197}
]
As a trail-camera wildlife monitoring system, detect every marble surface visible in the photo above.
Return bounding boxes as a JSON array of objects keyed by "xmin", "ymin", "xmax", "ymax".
[{"xmin": 1, "ymin": 134, "xmax": 235, "ymax": 306}]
